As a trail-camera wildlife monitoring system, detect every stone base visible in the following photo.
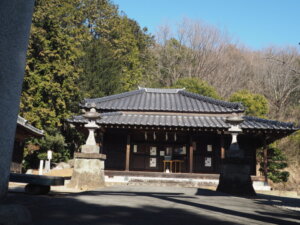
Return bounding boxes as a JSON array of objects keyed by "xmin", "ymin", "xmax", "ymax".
[
  {"xmin": 67, "ymin": 156, "xmax": 106, "ymax": 190},
  {"xmin": 81, "ymin": 145, "xmax": 100, "ymax": 154},
  {"xmin": 217, "ymin": 162, "xmax": 256, "ymax": 196}
]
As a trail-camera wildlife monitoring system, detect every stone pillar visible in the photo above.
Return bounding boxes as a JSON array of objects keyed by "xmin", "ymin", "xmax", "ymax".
[
  {"xmin": 217, "ymin": 114, "xmax": 256, "ymax": 196},
  {"xmin": 68, "ymin": 108, "xmax": 106, "ymax": 190},
  {"xmin": 0, "ymin": 0, "xmax": 34, "ymax": 200}
]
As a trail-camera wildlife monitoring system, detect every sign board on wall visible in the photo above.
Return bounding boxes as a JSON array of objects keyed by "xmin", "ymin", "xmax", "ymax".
[
  {"xmin": 207, "ymin": 145, "xmax": 212, "ymax": 152},
  {"xmin": 133, "ymin": 145, "xmax": 138, "ymax": 153},
  {"xmin": 205, "ymin": 157, "xmax": 212, "ymax": 167},
  {"xmin": 150, "ymin": 146, "xmax": 157, "ymax": 155},
  {"xmin": 150, "ymin": 158, "xmax": 156, "ymax": 167}
]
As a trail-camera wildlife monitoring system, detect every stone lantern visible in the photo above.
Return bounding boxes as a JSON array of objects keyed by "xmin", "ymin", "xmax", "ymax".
[
  {"xmin": 217, "ymin": 113, "xmax": 256, "ymax": 196},
  {"xmin": 225, "ymin": 114, "xmax": 244, "ymax": 158},
  {"xmin": 68, "ymin": 107, "xmax": 106, "ymax": 190},
  {"xmin": 81, "ymin": 108, "xmax": 101, "ymax": 153}
]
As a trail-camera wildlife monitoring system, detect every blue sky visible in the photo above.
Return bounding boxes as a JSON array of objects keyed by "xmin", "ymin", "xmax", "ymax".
[{"xmin": 113, "ymin": 0, "xmax": 300, "ymax": 50}]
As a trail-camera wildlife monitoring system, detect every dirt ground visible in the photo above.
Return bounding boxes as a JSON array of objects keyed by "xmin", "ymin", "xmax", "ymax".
[{"xmin": 31, "ymin": 168, "xmax": 73, "ymax": 177}]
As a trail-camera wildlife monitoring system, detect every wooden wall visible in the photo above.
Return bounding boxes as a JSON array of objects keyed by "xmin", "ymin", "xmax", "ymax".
[
  {"xmin": 103, "ymin": 128, "xmax": 258, "ymax": 175},
  {"xmin": 103, "ymin": 129, "xmax": 127, "ymax": 170}
]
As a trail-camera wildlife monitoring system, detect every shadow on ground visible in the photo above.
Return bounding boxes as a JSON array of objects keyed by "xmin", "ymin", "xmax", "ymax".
[{"xmin": 5, "ymin": 187, "xmax": 300, "ymax": 225}]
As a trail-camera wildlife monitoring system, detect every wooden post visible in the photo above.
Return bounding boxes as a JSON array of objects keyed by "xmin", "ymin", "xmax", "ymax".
[
  {"xmin": 220, "ymin": 135, "xmax": 225, "ymax": 159},
  {"xmin": 125, "ymin": 135, "xmax": 130, "ymax": 171},
  {"xmin": 99, "ymin": 130, "xmax": 104, "ymax": 153},
  {"xmin": 189, "ymin": 137, "xmax": 195, "ymax": 173},
  {"xmin": 263, "ymin": 143, "xmax": 268, "ymax": 183}
]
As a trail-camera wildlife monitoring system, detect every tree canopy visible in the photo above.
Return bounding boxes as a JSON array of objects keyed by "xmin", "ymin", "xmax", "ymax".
[
  {"xmin": 20, "ymin": 0, "xmax": 154, "ymax": 128},
  {"xmin": 20, "ymin": 0, "xmax": 86, "ymax": 129},
  {"xmin": 172, "ymin": 78, "xmax": 221, "ymax": 99},
  {"xmin": 229, "ymin": 90, "xmax": 269, "ymax": 118}
]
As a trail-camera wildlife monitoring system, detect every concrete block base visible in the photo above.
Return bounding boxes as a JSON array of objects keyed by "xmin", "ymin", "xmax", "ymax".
[{"xmin": 68, "ymin": 156, "xmax": 106, "ymax": 190}]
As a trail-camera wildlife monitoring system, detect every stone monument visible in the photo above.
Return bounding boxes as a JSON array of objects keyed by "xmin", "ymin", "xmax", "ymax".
[
  {"xmin": 68, "ymin": 108, "xmax": 106, "ymax": 190},
  {"xmin": 0, "ymin": 1, "xmax": 34, "ymax": 224},
  {"xmin": 217, "ymin": 113, "xmax": 256, "ymax": 196}
]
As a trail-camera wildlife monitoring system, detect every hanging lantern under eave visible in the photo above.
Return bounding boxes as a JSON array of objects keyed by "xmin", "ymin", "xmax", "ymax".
[
  {"xmin": 165, "ymin": 132, "xmax": 168, "ymax": 141},
  {"xmin": 174, "ymin": 133, "xmax": 177, "ymax": 141},
  {"xmin": 153, "ymin": 132, "xmax": 156, "ymax": 140},
  {"xmin": 145, "ymin": 131, "xmax": 148, "ymax": 140}
]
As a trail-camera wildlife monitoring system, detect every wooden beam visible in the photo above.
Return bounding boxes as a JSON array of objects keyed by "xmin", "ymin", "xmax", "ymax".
[
  {"xmin": 125, "ymin": 135, "xmax": 130, "ymax": 171},
  {"xmin": 220, "ymin": 135, "xmax": 225, "ymax": 159}
]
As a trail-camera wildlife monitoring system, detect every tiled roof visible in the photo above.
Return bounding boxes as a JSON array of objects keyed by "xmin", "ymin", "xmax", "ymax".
[
  {"xmin": 241, "ymin": 116, "xmax": 297, "ymax": 130},
  {"xmin": 67, "ymin": 113, "xmax": 298, "ymax": 131},
  {"xmin": 17, "ymin": 116, "xmax": 44, "ymax": 136},
  {"xmin": 80, "ymin": 88, "xmax": 244, "ymax": 113}
]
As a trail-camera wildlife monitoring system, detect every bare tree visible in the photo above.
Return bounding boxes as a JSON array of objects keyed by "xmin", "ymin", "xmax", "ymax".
[
  {"xmin": 154, "ymin": 18, "xmax": 230, "ymax": 86},
  {"xmin": 253, "ymin": 47, "xmax": 300, "ymax": 119},
  {"xmin": 153, "ymin": 19, "xmax": 300, "ymax": 122},
  {"xmin": 212, "ymin": 45, "xmax": 256, "ymax": 98}
]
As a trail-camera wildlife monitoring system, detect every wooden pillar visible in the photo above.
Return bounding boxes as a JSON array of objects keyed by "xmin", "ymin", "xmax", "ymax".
[
  {"xmin": 189, "ymin": 137, "xmax": 195, "ymax": 173},
  {"xmin": 220, "ymin": 135, "xmax": 225, "ymax": 159},
  {"xmin": 98, "ymin": 130, "xmax": 104, "ymax": 153},
  {"xmin": 125, "ymin": 135, "xmax": 130, "ymax": 171},
  {"xmin": 263, "ymin": 142, "xmax": 268, "ymax": 183}
]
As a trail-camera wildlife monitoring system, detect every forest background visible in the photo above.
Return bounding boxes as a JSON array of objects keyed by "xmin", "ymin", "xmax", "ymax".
[{"xmin": 20, "ymin": 0, "xmax": 300, "ymax": 191}]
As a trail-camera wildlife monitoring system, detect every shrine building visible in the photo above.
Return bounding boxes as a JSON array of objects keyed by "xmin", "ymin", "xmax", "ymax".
[{"xmin": 67, "ymin": 87, "xmax": 298, "ymax": 176}]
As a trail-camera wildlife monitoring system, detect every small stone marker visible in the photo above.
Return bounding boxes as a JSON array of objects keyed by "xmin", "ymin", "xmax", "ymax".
[
  {"xmin": 38, "ymin": 160, "xmax": 44, "ymax": 175},
  {"xmin": 45, "ymin": 150, "xmax": 52, "ymax": 172},
  {"xmin": 44, "ymin": 160, "xmax": 50, "ymax": 173}
]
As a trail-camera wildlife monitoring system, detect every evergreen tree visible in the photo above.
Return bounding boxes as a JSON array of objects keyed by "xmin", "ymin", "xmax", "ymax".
[
  {"xmin": 20, "ymin": 0, "xmax": 88, "ymax": 129},
  {"xmin": 259, "ymin": 147, "xmax": 289, "ymax": 183},
  {"xmin": 79, "ymin": 2, "xmax": 154, "ymax": 96},
  {"xmin": 80, "ymin": 39, "xmax": 121, "ymax": 98}
]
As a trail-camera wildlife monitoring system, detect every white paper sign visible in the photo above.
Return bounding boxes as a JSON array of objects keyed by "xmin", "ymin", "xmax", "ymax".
[
  {"xmin": 205, "ymin": 157, "xmax": 212, "ymax": 167},
  {"xmin": 150, "ymin": 146, "xmax": 157, "ymax": 155},
  {"xmin": 182, "ymin": 146, "xmax": 186, "ymax": 154},
  {"xmin": 133, "ymin": 145, "xmax": 138, "ymax": 153},
  {"xmin": 160, "ymin": 151, "xmax": 165, "ymax": 156},
  {"xmin": 207, "ymin": 145, "xmax": 212, "ymax": 152},
  {"xmin": 150, "ymin": 158, "xmax": 157, "ymax": 167}
]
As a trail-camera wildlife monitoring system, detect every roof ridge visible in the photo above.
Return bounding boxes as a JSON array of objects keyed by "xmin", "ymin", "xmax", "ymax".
[
  {"xmin": 80, "ymin": 89, "xmax": 145, "ymax": 108},
  {"xmin": 138, "ymin": 86, "xmax": 185, "ymax": 94},
  {"xmin": 179, "ymin": 90, "xmax": 244, "ymax": 111}
]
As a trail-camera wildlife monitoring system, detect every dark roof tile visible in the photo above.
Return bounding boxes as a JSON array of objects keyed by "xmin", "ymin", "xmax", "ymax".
[{"xmin": 80, "ymin": 88, "xmax": 244, "ymax": 113}]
